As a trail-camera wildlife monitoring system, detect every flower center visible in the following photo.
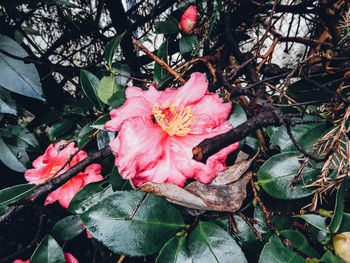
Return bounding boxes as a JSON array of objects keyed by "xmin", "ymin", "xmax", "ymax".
[{"xmin": 152, "ymin": 101, "xmax": 194, "ymax": 136}]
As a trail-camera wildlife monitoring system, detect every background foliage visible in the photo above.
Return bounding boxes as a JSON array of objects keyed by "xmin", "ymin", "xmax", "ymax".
[{"xmin": 0, "ymin": 0, "xmax": 349, "ymax": 262}]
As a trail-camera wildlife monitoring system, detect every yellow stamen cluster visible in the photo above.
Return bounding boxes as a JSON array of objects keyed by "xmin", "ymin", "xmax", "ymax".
[
  {"xmin": 49, "ymin": 166, "xmax": 59, "ymax": 177},
  {"xmin": 152, "ymin": 101, "xmax": 194, "ymax": 136}
]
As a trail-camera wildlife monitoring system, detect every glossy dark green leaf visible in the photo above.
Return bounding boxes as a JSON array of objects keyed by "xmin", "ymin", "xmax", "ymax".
[
  {"xmin": 68, "ymin": 178, "xmax": 113, "ymax": 214},
  {"xmin": 112, "ymin": 63, "xmax": 130, "ymax": 88},
  {"xmin": 338, "ymin": 213, "xmax": 350, "ymax": 233},
  {"xmin": 0, "ymin": 35, "xmax": 44, "ymax": 100},
  {"xmin": 329, "ymin": 183, "xmax": 345, "ymax": 233},
  {"xmin": 104, "ymin": 32, "xmax": 126, "ymax": 66},
  {"xmin": 0, "ymin": 184, "xmax": 37, "ymax": 214},
  {"xmin": 156, "ymin": 236, "xmax": 191, "ymax": 263},
  {"xmin": 188, "ymin": 221, "xmax": 247, "ymax": 263},
  {"xmin": 79, "ymin": 191, "xmax": 185, "ymax": 256},
  {"xmin": 270, "ymin": 121, "xmax": 327, "ymax": 152},
  {"xmin": 293, "ymin": 214, "xmax": 329, "ymax": 232},
  {"xmin": 97, "ymin": 76, "xmax": 120, "ymax": 105},
  {"xmin": 51, "ymin": 215, "xmax": 83, "ymax": 241},
  {"xmin": 1, "ymin": 125, "xmax": 40, "ymax": 152},
  {"xmin": 0, "ymin": 87, "xmax": 17, "ymax": 115},
  {"xmin": 320, "ymin": 250, "xmax": 345, "ymax": 263},
  {"xmin": 258, "ymin": 235, "xmax": 304, "ymax": 263},
  {"xmin": 257, "ymin": 151, "xmax": 319, "ymax": 199},
  {"xmin": 227, "ymin": 103, "xmax": 247, "ymax": 127},
  {"xmin": 154, "ymin": 18, "xmax": 179, "ymax": 35},
  {"xmin": 154, "ymin": 39, "xmax": 168, "ymax": 84},
  {"xmin": 107, "ymin": 89, "xmax": 126, "ymax": 108},
  {"xmin": 14, "ymin": 30, "xmax": 24, "ymax": 44},
  {"xmin": 281, "ymin": 230, "xmax": 319, "ymax": 257},
  {"xmin": 49, "ymin": 119, "xmax": 75, "ymax": 140},
  {"xmin": 179, "ymin": 35, "xmax": 199, "ymax": 57},
  {"xmin": 96, "ymin": 130, "xmax": 114, "ymax": 150},
  {"xmin": 91, "ymin": 114, "xmax": 111, "ymax": 130},
  {"xmin": 30, "ymin": 235, "xmax": 65, "ymax": 263},
  {"xmin": 80, "ymin": 70, "xmax": 103, "ymax": 110},
  {"xmin": 0, "ymin": 136, "xmax": 29, "ymax": 172},
  {"xmin": 77, "ymin": 122, "xmax": 94, "ymax": 147}
]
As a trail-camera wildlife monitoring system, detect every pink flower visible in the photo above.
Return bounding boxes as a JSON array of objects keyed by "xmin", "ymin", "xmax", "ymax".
[
  {"xmin": 13, "ymin": 253, "xmax": 78, "ymax": 263},
  {"xmin": 25, "ymin": 142, "xmax": 103, "ymax": 208},
  {"xmin": 180, "ymin": 6, "xmax": 197, "ymax": 34},
  {"xmin": 105, "ymin": 72, "xmax": 239, "ymax": 187}
]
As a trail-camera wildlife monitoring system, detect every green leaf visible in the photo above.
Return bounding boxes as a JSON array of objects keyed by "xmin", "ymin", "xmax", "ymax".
[
  {"xmin": 30, "ymin": 235, "xmax": 65, "ymax": 263},
  {"xmin": 338, "ymin": 213, "xmax": 350, "ymax": 233},
  {"xmin": 0, "ymin": 35, "xmax": 44, "ymax": 100},
  {"xmin": 107, "ymin": 89, "xmax": 126, "ymax": 108},
  {"xmin": 14, "ymin": 30, "xmax": 24, "ymax": 44},
  {"xmin": 51, "ymin": 215, "xmax": 83, "ymax": 242},
  {"xmin": 104, "ymin": 31, "xmax": 126, "ymax": 66},
  {"xmin": 227, "ymin": 103, "xmax": 247, "ymax": 127},
  {"xmin": 188, "ymin": 221, "xmax": 247, "ymax": 263},
  {"xmin": 80, "ymin": 70, "xmax": 104, "ymax": 110},
  {"xmin": 258, "ymin": 235, "xmax": 304, "ymax": 263},
  {"xmin": 23, "ymin": 26, "xmax": 40, "ymax": 36},
  {"xmin": 156, "ymin": 236, "xmax": 192, "ymax": 263},
  {"xmin": 1, "ymin": 125, "xmax": 40, "ymax": 152},
  {"xmin": 96, "ymin": 130, "xmax": 114, "ymax": 150},
  {"xmin": 270, "ymin": 121, "xmax": 327, "ymax": 152},
  {"xmin": 68, "ymin": 177, "xmax": 113, "ymax": 214},
  {"xmin": 257, "ymin": 151, "xmax": 319, "ymax": 199},
  {"xmin": 91, "ymin": 114, "xmax": 111, "ymax": 130},
  {"xmin": 179, "ymin": 35, "xmax": 199, "ymax": 57},
  {"xmin": 112, "ymin": 63, "xmax": 130, "ymax": 88},
  {"xmin": 49, "ymin": 119, "xmax": 75, "ymax": 140},
  {"xmin": 281, "ymin": 230, "xmax": 320, "ymax": 257},
  {"xmin": 293, "ymin": 214, "xmax": 329, "ymax": 232},
  {"xmin": 0, "ymin": 136, "xmax": 29, "ymax": 172},
  {"xmin": 97, "ymin": 76, "xmax": 120, "ymax": 105},
  {"xmin": 329, "ymin": 183, "xmax": 345, "ymax": 233},
  {"xmin": 320, "ymin": 250, "xmax": 345, "ymax": 263},
  {"xmin": 0, "ymin": 87, "xmax": 17, "ymax": 115},
  {"xmin": 77, "ymin": 122, "xmax": 94, "ymax": 148},
  {"xmin": 0, "ymin": 184, "xmax": 37, "ymax": 214},
  {"xmin": 79, "ymin": 191, "xmax": 185, "ymax": 256},
  {"xmin": 154, "ymin": 39, "xmax": 168, "ymax": 84},
  {"xmin": 154, "ymin": 18, "xmax": 179, "ymax": 34}
]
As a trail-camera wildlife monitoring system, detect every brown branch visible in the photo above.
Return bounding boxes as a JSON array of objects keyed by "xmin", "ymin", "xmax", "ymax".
[
  {"xmin": 237, "ymin": 211, "xmax": 264, "ymax": 241},
  {"xmin": 0, "ymin": 146, "xmax": 112, "ymax": 225},
  {"xmin": 132, "ymin": 39, "xmax": 186, "ymax": 84},
  {"xmin": 193, "ymin": 111, "xmax": 281, "ymax": 163}
]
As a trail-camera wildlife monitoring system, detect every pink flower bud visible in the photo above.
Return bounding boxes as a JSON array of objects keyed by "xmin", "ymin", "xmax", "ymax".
[
  {"xmin": 179, "ymin": 6, "xmax": 197, "ymax": 34},
  {"xmin": 333, "ymin": 232, "xmax": 350, "ymax": 263}
]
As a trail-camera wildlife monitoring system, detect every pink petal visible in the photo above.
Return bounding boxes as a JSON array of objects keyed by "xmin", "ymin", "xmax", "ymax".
[
  {"xmin": 104, "ymin": 97, "xmax": 152, "ymax": 132},
  {"xmin": 13, "ymin": 260, "xmax": 30, "ymax": 263},
  {"xmin": 180, "ymin": 6, "xmax": 197, "ymax": 34},
  {"xmin": 190, "ymin": 94, "xmax": 232, "ymax": 134},
  {"xmin": 174, "ymin": 72, "xmax": 208, "ymax": 106},
  {"xmin": 82, "ymin": 164, "xmax": 103, "ymax": 184},
  {"xmin": 125, "ymin": 85, "xmax": 159, "ymax": 105},
  {"xmin": 132, "ymin": 145, "xmax": 187, "ymax": 187},
  {"xmin": 45, "ymin": 176, "xmax": 84, "ymax": 208},
  {"xmin": 113, "ymin": 116, "xmax": 167, "ymax": 180},
  {"xmin": 170, "ymin": 122, "xmax": 239, "ymax": 184},
  {"xmin": 64, "ymin": 253, "xmax": 79, "ymax": 263}
]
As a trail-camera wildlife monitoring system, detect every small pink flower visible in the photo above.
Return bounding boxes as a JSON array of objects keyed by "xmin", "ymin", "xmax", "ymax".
[
  {"xmin": 180, "ymin": 6, "xmax": 197, "ymax": 34},
  {"xmin": 25, "ymin": 142, "xmax": 103, "ymax": 208},
  {"xmin": 13, "ymin": 253, "xmax": 78, "ymax": 263},
  {"xmin": 105, "ymin": 72, "xmax": 239, "ymax": 187}
]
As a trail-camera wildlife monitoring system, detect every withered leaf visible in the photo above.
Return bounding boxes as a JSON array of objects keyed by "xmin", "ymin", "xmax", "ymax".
[
  {"xmin": 139, "ymin": 171, "xmax": 252, "ymax": 213},
  {"xmin": 211, "ymin": 154, "xmax": 257, "ymax": 186}
]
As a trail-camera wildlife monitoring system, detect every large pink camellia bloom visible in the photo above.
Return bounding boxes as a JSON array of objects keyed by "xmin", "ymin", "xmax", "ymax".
[
  {"xmin": 13, "ymin": 252, "xmax": 78, "ymax": 263},
  {"xmin": 179, "ymin": 6, "xmax": 197, "ymax": 34},
  {"xmin": 25, "ymin": 142, "xmax": 103, "ymax": 208},
  {"xmin": 105, "ymin": 72, "xmax": 239, "ymax": 187}
]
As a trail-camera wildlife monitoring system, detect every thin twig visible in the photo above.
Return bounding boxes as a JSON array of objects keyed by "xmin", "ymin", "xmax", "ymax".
[
  {"xmin": 132, "ymin": 39, "xmax": 186, "ymax": 84},
  {"xmin": 237, "ymin": 211, "xmax": 264, "ymax": 241}
]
